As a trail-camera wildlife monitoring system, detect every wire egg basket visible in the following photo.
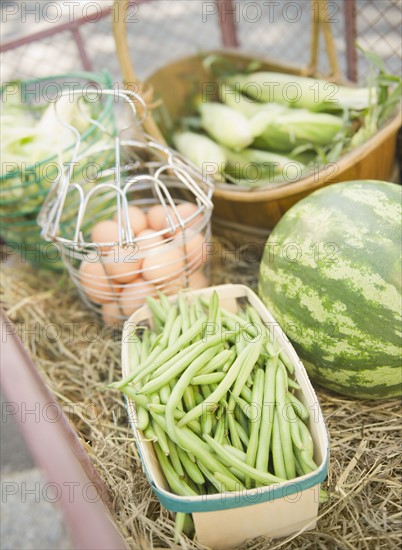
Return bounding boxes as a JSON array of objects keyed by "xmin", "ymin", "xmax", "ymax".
[{"xmin": 38, "ymin": 89, "xmax": 214, "ymax": 324}]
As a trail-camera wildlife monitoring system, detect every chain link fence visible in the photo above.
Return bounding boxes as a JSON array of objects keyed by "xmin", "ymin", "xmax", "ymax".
[{"xmin": 1, "ymin": 1, "xmax": 401, "ymax": 85}]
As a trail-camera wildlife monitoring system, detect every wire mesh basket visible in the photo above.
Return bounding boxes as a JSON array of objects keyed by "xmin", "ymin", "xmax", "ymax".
[
  {"xmin": 0, "ymin": 70, "xmax": 114, "ymax": 269},
  {"xmin": 38, "ymin": 89, "xmax": 214, "ymax": 324}
]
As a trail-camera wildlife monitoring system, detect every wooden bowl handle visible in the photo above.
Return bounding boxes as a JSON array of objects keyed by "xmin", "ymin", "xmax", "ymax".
[
  {"xmin": 112, "ymin": 0, "xmax": 166, "ymax": 143},
  {"xmin": 309, "ymin": 0, "xmax": 340, "ymax": 79}
]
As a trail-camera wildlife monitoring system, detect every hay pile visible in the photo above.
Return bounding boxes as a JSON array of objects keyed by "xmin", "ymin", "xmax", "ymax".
[{"xmin": 1, "ymin": 249, "xmax": 401, "ymax": 550}]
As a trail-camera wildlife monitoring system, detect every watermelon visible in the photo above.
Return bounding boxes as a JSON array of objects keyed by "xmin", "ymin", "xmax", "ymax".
[{"xmin": 258, "ymin": 180, "xmax": 402, "ymax": 399}]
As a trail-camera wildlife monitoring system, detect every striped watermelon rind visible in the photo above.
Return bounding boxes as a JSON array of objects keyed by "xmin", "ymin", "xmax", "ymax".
[{"xmin": 258, "ymin": 180, "xmax": 402, "ymax": 400}]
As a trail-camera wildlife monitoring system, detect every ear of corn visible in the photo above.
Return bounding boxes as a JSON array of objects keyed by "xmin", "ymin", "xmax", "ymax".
[
  {"xmin": 226, "ymin": 72, "xmax": 376, "ymax": 112},
  {"xmin": 224, "ymin": 148, "xmax": 305, "ymax": 185},
  {"xmin": 198, "ymin": 102, "xmax": 253, "ymax": 151},
  {"xmin": 252, "ymin": 109, "xmax": 345, "ymax": 152},
  {"xmin": 173, "ymin": 131, "xmax": 226, "ymax": 178}
]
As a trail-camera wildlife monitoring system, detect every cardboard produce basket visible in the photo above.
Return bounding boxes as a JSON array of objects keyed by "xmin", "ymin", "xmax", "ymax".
[
  {"xmin": 112, "ymin": 0, "xmax": 401, "ymax": 236},
  {"xmin": 121, "ymin": 284, "xmax": 329, "ymax": 549}
]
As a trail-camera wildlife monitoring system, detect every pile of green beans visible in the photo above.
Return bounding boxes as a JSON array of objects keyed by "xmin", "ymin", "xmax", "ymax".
[{"xmin": 112, "ymin": 291, "xmax": 320, "ymax": 541}]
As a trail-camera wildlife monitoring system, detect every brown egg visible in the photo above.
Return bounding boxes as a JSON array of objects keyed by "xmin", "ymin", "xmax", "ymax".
[
  {"xmin": 104, "ymin": 244, "xmax": 141, "ymax": 284},
  {"xmin": 136, "ymin": 229, "xmax": 165, "ymax": 255},
  {"xmin": 147, "ymin": 204, "xmax": 174, "ymax": 234},
  {"xmin": 119, "ymin": 279, "xmax": 155, "ymax": 317},
  {"xmin": 156, "ymin": 278, "xmax": 183, "ymax": 297},
  {"xmin": 142, "ymin": 244, "xmax": 185, "ymax": 283},
  {"xmin": 79, "ymin": 258, "xmax": 112, "ymax": 304},
  {"xmin": 173, "ymin": 230, "xmax": 205, "ymax": 270},
  {"xmin": 188, "ymin": 270, "xmax": 208, "ymax": 290},
  {"xmin": 176, "ymin": 202, "xmax": 203, "ymax": 230},
  {"xmin": 113, "ymin": 205, "xmax": 147, "ymax": 236},
  {"xmin": 102, "ymin": 301, "xmax": 123, "ymax": 326},
  {"xmin": 91, "ymin": 220, "xmax": 120, "ymax": 246}
]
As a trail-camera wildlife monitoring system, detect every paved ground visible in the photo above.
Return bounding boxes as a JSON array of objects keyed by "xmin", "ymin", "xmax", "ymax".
[
  {"xmin": 0, "ymin": 392, "xmax": 73, "ymax": 549},
  {"xmin": 1, "ymin": 1, "xmax": 401, "ymax": 548}
]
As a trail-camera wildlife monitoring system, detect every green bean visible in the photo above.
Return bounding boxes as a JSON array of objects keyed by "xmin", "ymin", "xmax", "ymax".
[
  {"xmin": 287, "ymin": 377, "xmax": 301, "ymax": 390},
  {"xmin": 150, "ymin": 393, "xmax": 160, "ymax": 404},
  {"xmin": 153, "ymin": 442, "xmax": 197, "ymax": 497},
  {"xmin": 127, "ymin": 334, "xmax": 141, "ymax": 373},
  {"xmin": 202, "ymin": 409, "xmax": 214, "ymax": 435},
  {"xmin": 120, "ymin": 386, "xmax": 150, "ymax": 409},
  {"xmin": 214, "ymin": 472, "xmax": 246, "ymax": 492},
  {"xmin": 148, "ymin": 331, "xmax": 163, "ymax": 353},
  {"xmin": 167, "ymin": 439, "xmax": 185, "ymax": 478},
  {"xmin": 178, "ymin": 340, "xmax": 263, "ymax": 428},
  {"xmin": 177, "ymin": 447, "xmax": 205, "ymax": 485},
  {"xmin": 143, "ymin": 425, "xmax": 157, "ymax": 442},
  {"xmin": 178, "ymin": 293, "xmax": 190, "ymax": 333},
  {"xmin": 207, "ymin": 290, "xmax": 219, "ymax": 326},
  {"xmin": 152, "ymin": 418, "xmax": 170, "ymax": 455},
  {"xmin": 157, "ymin": 306, "xmax": 178, "ymax": 346},
  {"xmin": 255, "ymin": 356, "xmax": 277, "ymax": 472},
  {"xmin": 146, "ymin": 295, "xmax": 167, "ymax": 324},
  {"xmin": 294, "ymin": 452, "xmax": 305, "ymax": 477},
  {"xmin": 157, "ymin": 291, "xmax": 172, "ymax": 316},
  {"xmin": 297, "ymin": 418, "xmax": 316, "ymax": 467},
  {"xmin": 245, "ymin": 305, "xmax": 267, "ymax": 335},
  {"xmin": 223, "ymin": 444, "xmax": 247, "ymax": 463},
  {"xmin": 240, "ymin": 385, "xmax": 253, "ymax": 403},
  {"xmin": 245, "ymin": 368, "xmax": 265, "ymax": 481},
  {"xmin": 293, "ymin": 445, "xmax": 317, "ymax": 474},
  {"xmin": 137, "ymin": 334, "xmax": 226, "ymax": 395},
  {"xmin": 285, "ymin": 394, "xmax": 303, "ymax": 450},
  {"xmin": 230, "ymin": 467, "xmax": 247, "ymax": 483},
  {"xmin": 198, "ymin": 349, "xmax": 235, "ymax": 377},
  {"xmin": 265, "ymin": 340, "xmax": 280, "ymax": 358},
  {"xmin": 275, "ymin": 365, "xmax": 296, "ymax": 480},
  {"xmin": 279, "ymin": 350, "xmax": 295, "ymax": 375},
  {"xmin": 194, "ymin": 297, "xmax": 205, "ymax": 319},
  {"xmin": 135, "ymin": 406, "xmax": 149, "ymax": 432},
  {"xmin": 234, "ymin": 421, "xmax": 250, "ymax": 447},
  {"xmin": 165, "ymin": 346, "xmax": 220, "ymax": 443},
  {"xmin": 271, "ymin": 410, "xmax": 287, "ymax": 480},
  {"xmin": 278, "ymin": 359, "xmax": 289, "ymax": 390},
  {"xmin": 204, "ymin": 435, "xmax": 285, "ymax": 485},
  {"xmin": 200, "ymin": 384, "xmax": 213, "ymax": 400},
  {"xmin": 159, "ymin": 384, "xmax": 171, "ymax": 405},
  {"xmin": 231, "ymin": 394, "xmax": 253, "ymax": 420},
  {"xmin": 233, "ymin": 402, "xmax": 249, "ymax": 435},
  {"xmin": 140, "ymin": 329, "xmax": 151, "ymax": 363},
  {"xmin": 183, "ymin": 386, "xmax": 196, "ymax": 412},
  {"xmin": 167, "ymin": 314, "xmax": 182, "ymax": 348},
  {"xmin": 174, "ymin": 512, "xmax": 186, "ymax": 544},
  {"xmin": 114, "ymin": 316, "xmax": 207, "ymax": 389},
  {"xmin": 189, "ymin": 302, "xmax": 197, "ymax": 327},
  {"xmin": 191, "ymin": 372, "xmax": 226, "ymax": 385},
  {"xmin": 194, "ymin": 391, "xmax": 204, "ymax": 406},
  {"xmin": 227, "ymin": 410, "xmax": 243, "ymax": 451},
  {"xmin": 213, "ymin": 409, "xmax": 225, "ymax": 444},
  {"xmin": 287, "ymin": 392, "xmax": 310, "ymax": 422},
  {"xmin": 147, "ymin": 403, "xmax": 202, "ymax": 435},
  {"xmin": 197, "ymin": 461, "xmax": 224, "ymax": 493},
  {"xmin": 235, "ymin": 337, "xmax": 247, "ymax": 356},
  {"xmin": 199, "ymin": 297, "xmax": 259, "ymax": 339},
  {"xmin": 229, "ymin": 339, "xmax": 264, "ymax": 401},
  {"xmin": 222, "ymin": 354, "xmax": 236, "ymax": 372},
  {"xmin": 150, "ymin": 412, "xmax": 240, "ymax": 482}
]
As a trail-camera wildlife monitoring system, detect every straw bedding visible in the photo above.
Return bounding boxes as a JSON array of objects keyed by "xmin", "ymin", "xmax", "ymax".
[{"xmin": 1, "ymin": 243, "xmax": 401, "ymax": 550}]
